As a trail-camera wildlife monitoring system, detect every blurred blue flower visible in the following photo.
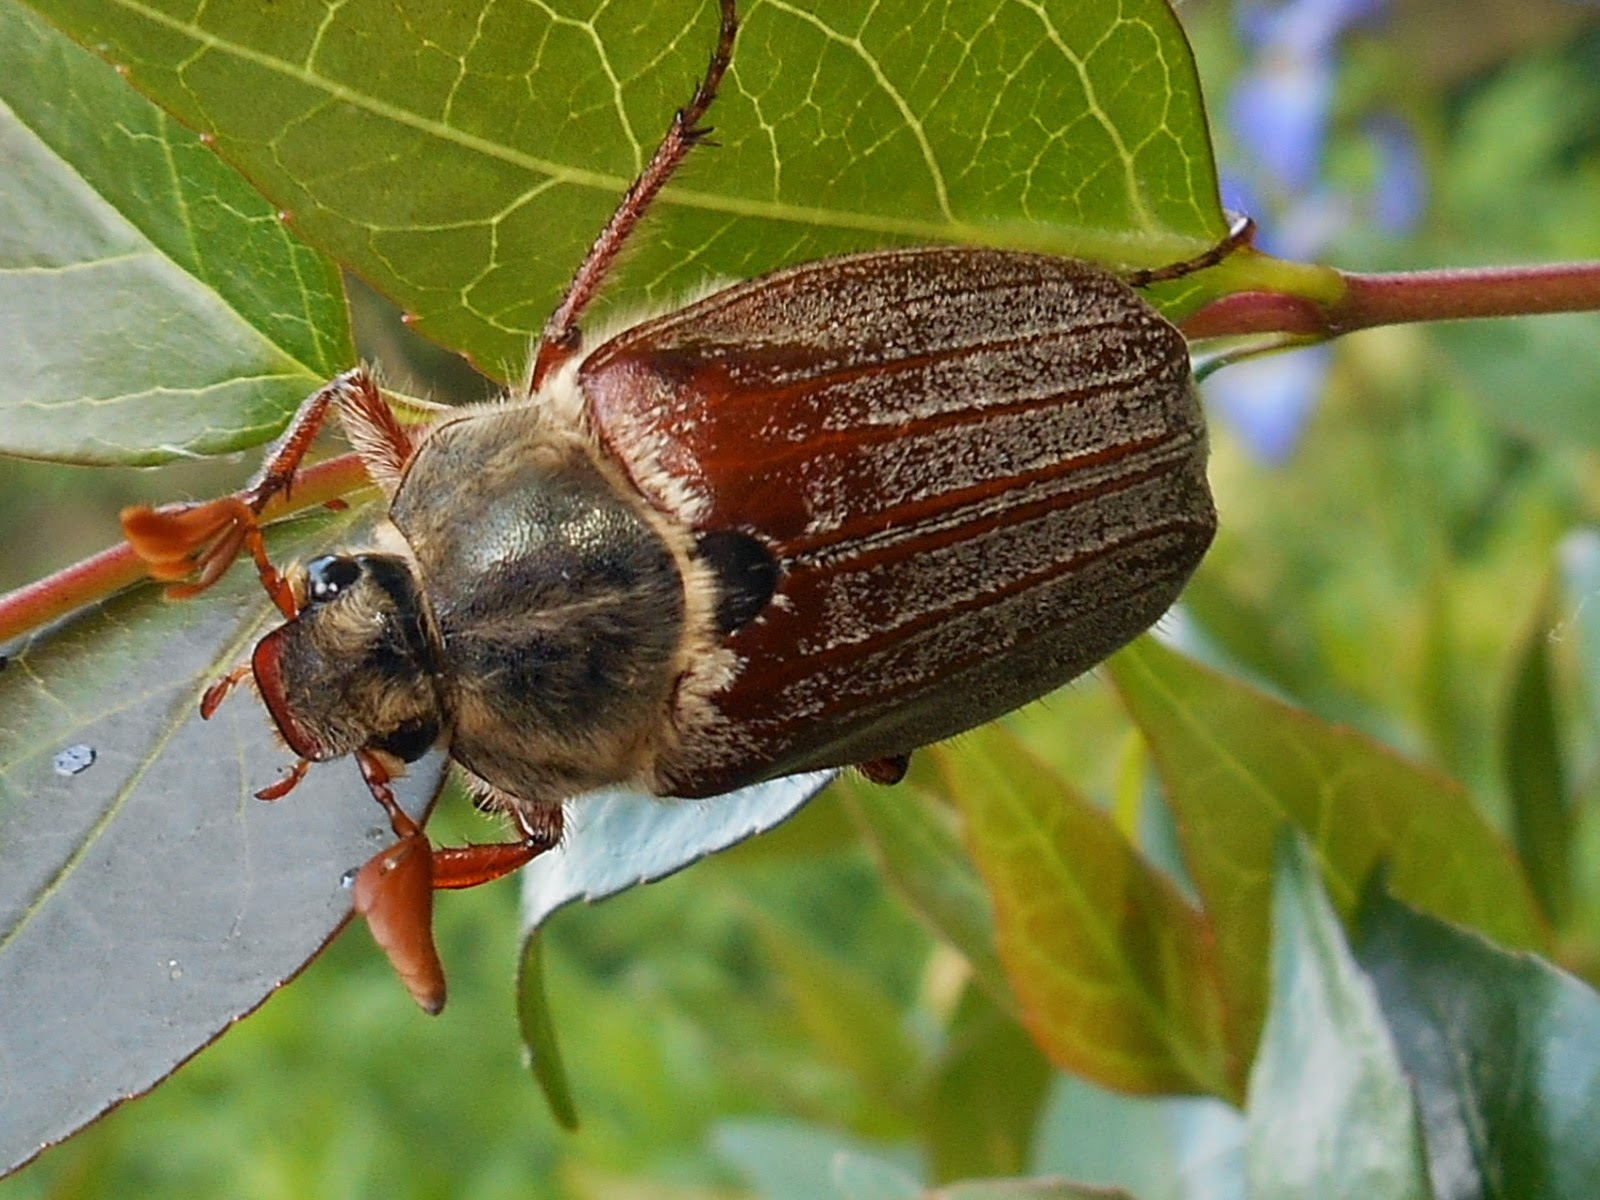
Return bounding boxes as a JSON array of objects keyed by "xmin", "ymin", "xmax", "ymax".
[
  {"xmin": 1209, "ymin": 0, "xmax": 1425, "ymax": 463},
  {"xmin": 1206, "ymin": 346, "xmax": 1334, "ymax": 466},
  {"xmin": 1367, "ymin": 112, "xmax": 1427, "ymax": 234}
]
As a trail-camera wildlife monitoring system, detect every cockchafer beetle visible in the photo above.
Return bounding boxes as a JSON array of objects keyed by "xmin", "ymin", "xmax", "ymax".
[{"xmin": 122, "ymin": 0, "xmax": 1252, "ymax": 1012}]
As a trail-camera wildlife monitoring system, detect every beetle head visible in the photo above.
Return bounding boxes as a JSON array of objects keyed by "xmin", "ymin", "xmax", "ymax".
[{"xmin": 252, "ymin": 552, "xmax": 446, "ymax": 766}]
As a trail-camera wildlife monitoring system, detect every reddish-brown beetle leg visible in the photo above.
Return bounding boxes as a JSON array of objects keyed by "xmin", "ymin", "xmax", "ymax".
[
  {"xmin": 120, "ymin": 368, "xmax": 382, "ymax": 612},
  {"xmin": 349, "ymin": 753, "xmax": 561, "ymax": 1011},
  {"xmin": 430, "ymin": 805, "xmax": 563, "ymax": 891},
  {"xmin": 352, "ymin": 750, "xmax": 447, "ymax": 1011},
  {"xmin": 527, "ymin": 0, "xmax": 737, "ymax": 390},
  {"xmin": 200, "ymin": 663, "xmax": 253, "ymax": 718},
  {"xmin": 857, "ymin": 755, "xmax": 911, "ymax": 786}
]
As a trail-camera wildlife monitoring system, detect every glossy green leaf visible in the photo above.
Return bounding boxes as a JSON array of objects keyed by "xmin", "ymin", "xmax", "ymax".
[
  {"xmin": 747, "ymin": 907, "xmax": 923, "ymax": 1116},
  {"xmin": 838, "ymin": 772, "xmax": 1013, "ymax": 1013},
  {"xmin": 515, "ymin": 933, "xmax": 579, "ymax": 1131},
  {"xmin": 24, "ymin": 0, "xmax": 1226, "ymax": 383},
  {"xmin": 1358, "ymin": 885, "xmax": 1600, "ymax": 1199},
  {"xmin": 0, "ymin": 0, "xmax": 349, "ymax": 464},
  {"xmin": 1107, "ymin": 636, "xmax": 1548, "ymax": 1053},
  {"xmin": 1500, "ymin": 587, "xmax": 1573, "ymax": 925},
  {"xmin": 938, "ymin": 730, "xmax": 1238, "ymax": 1100},
  {"xmin": 924, "ymin": 984, "xmax": 1053, "ymax": 1185},
  {"xmin": 0, "ymin": 511, "xmax": 444, "ymax": 1176},
  {"xmin": 1244, "ymin": 836, "xmax": 1433, "ymax": 1200}
]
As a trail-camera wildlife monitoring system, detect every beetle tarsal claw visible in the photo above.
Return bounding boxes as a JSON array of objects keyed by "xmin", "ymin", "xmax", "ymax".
[{"xmin": 200, "ymin": 663, "xmax": 253, "ymax": 718}]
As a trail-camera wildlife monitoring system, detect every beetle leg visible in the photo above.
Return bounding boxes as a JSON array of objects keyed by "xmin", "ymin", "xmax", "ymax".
[
  {"xmin": 857, "ymin": 755, "xmax": 911, "ymax": 786},
  {"xmin": 350, "ymin": 828, "xmax": 445, "ymax": 1014},
  {"xmin": 349, "ymin": 754, "xmax": 559, "ymax": 1012},
  {"xmin": 199, "ymin": 662, "xmax": 253, "ymax": 718},
  {"xmin": 430, "ymin": 804, "xmax": 564, "ymax": 890},
  {"xmin": 121, "ymin": 368, "xmax": 387, "ymax": 610},
  {"xmin": 526, "ymin": 0, "xmax": 738, "ymax": 391},
  {"xmin": 349, "ymin": 748, "xmax": 447, "ymax": 1011}
]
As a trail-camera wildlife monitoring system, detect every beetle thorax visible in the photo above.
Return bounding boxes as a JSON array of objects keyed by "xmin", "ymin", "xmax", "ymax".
[{"xmin": 384, "ymin": 406, "xmax": 689, "ymax": 807}]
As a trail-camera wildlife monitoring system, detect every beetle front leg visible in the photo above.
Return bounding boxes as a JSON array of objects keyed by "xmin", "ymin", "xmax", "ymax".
[
  {"xmin": 350, "ymin": 753, "xmax": 562, "ymax": 1012},
  {"xmin": 121, "ymin": 367, "xmax": 403, "ymax": 611}
]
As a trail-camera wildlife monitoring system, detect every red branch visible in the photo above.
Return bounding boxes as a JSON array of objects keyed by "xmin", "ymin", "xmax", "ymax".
[
  {"xmin": 1183, "ymin": 260, "xmax": 1600, "ymax": 340},
  {"xmin": 4, "ymin": 257, "xmax": 1600, "ymax": 647},
  {"xmin": 0, "ymin": 452, "xmax": 371, "ymax": 645}
]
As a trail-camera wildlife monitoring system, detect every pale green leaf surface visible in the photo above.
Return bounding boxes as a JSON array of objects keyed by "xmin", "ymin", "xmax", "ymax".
[
  {"xmin": 930, "ymin": 1181, "xmax": 1137, "ymax": 1200},
  {"xmin": 24, "ymin": 0, "xmax": 1226, "ymax": 381},
  {"xmin": 0, "ymin": 511, "xmax": 442, "ymax": 1176},
  {"xmin": 924, "ymin": 984, "xmax": 1052, "ymax": 1184},
  {"xmin": 838, "ymin": 772, "xmax": 1014, "ymax": 1013},
  {"xmin": 1108, "ymin": 636, "xmax": 1548, "ymax": 1053},
  {"xmin": 0, "ymin": 0, "xmax": 349, "ymax": 464},
  {"xmin": 748, "ymin": 906, "xmax": 924, "ymax": 1115},
  {"xmin": 1500, "ymin": 589, "xmax": 1574, "ymax": 925}
]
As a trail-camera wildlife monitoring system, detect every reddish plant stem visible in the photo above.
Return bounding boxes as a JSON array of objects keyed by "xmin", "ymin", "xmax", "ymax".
[
  {"xmin": 0, "ymin": 452, "xmax": 371, "ymax": 645},
  {"xmin": 4, "ymin": 258, "xmax": 1599, "ymax": 647},
  {"xmin": 1183, "ymin": 260, "xmax": 1600, "ymax": 339}
]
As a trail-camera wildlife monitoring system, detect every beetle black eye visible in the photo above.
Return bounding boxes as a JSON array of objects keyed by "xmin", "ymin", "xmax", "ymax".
[{"xmin": 305, "ymin": 555, "xmax": 362, "ymax": 605}]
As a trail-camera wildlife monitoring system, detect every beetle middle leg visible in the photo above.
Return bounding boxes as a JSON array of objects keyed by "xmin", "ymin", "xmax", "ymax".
[{"xmin": 526, "ymin": 0, "xmax": 739, "ymax": 391}]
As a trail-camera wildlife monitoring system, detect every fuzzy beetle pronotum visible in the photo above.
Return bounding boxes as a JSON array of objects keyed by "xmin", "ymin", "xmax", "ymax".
[{"xmin": 123, "ymin": 0, "xmax": 1251, "ymax": 1012}]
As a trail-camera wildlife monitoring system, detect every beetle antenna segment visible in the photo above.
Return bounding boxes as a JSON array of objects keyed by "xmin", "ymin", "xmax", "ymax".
[
  {"xmin": 254, "ymin": 755, "xmax": 311, "ymax": 801},
  {"xmin": 1122, "ymin": 212, "xmax": 1256, "ymax": 288},
  {"xmin": 200, "ymin": 662, "xmax": 253, "ymax": 718},
  {"xmin": 526, "ymin": 0, "xmax": 739, "ymax": 391}
]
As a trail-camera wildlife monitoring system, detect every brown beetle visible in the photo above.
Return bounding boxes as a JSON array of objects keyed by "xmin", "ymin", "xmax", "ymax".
[{"xmin": 123, "ymin": 0, "xmax": 1249, "ymax": 1012}]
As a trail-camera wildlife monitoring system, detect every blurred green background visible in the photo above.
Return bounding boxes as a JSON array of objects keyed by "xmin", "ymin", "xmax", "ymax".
[{"xmin": 3, "ymin": 0, "xmax": 1600, "ymax": 1196}]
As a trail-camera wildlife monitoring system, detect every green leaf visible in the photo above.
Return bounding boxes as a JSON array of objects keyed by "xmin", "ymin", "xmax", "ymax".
[
  {"xmin": 515, "ymin": 933, "xmax": 579, "ymax": 1132},
  {"xmin": 923, "ymin": 984, "xmax": 1053, "ymax": 1185},
  {"xmin": 24, "ymin": 0, "xmax": 1226, "ymax": 381},
  {"xmin": 1500, "ymin": 587, "xmax": 1573, "ymax": 925},
  {"xmin": 1107, "ymin": 636, "xmax": 1548, "ymax": 1054},
  {"xmin": 929, "ymin": 1181, "xmax": 1139, "ymax": 1200},
  {"xmin": 0, "ymin": 512, "xmax": 444, "ymax": 1177},
  {"xmin": 0, "ymin": 0, "xmax": 349, "ymax": 464},
  {"xmin": 1358, "ymin": 885, "xmax": 1600, "ymax": 1200},
  {"xmin": 937, "ymin": 730, "xmax": 1238, "ymax": 1100},
  {"xmin": 746, "ymin": 907, "xmax": 924, "ymax": 1117},
  {"xmin": 833, "ymin": 1153, "xmax": 924, "ymax": 1200},
  {"xmin": 838, "ymin": 772, "xmax": 1014, "ymax": 1013},
  {"xmin": 1245, "ymin": 836, "xmax": 1434, "ymax": 1200}
]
